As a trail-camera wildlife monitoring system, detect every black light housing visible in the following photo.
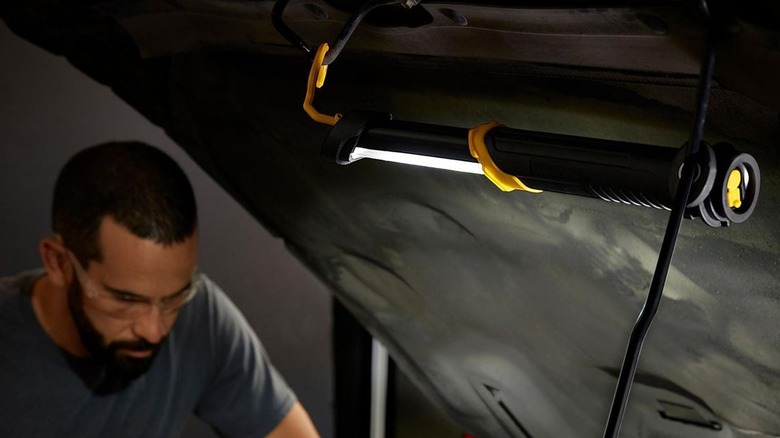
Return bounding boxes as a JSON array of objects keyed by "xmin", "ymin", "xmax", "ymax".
[{"xmin": 322, "ymin": 111, "xmax": 760, "ymax": 227}]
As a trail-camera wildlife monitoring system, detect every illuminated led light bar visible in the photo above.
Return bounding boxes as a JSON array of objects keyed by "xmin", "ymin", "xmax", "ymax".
[{"xmin": 350, "ymin": 147, "xmax": 484, "ymax": 175}]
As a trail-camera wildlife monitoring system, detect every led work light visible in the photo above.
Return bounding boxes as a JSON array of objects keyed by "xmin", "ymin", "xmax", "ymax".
[{"xmin": 322, "ymin": 111, "xmax": 760, "ymax": 228}]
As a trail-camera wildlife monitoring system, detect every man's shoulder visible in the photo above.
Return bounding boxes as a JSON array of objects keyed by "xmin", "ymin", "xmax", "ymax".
[
  {"xmin": 0, "ymin": 269, "xmax": 43, "ymax": 306},
  {"xmin": 186, "ymin": 273, "xmax": 239, "ymax": 316},
  {"xmin": 172, "ymin": 273, "xmax": 243, "ymax": 338},
  {"xmin": 0, "ymin": 270, "xmax": 48, "ymax": 354},
  {"xmin": 172, "ymin": 272, "xmax": 260, "ymax": 360}
]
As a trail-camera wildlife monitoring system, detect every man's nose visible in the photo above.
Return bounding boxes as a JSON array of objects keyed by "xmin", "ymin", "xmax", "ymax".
[{"xmin": 132, "ymin": 304, "xmax": 167, "ymax": 344}]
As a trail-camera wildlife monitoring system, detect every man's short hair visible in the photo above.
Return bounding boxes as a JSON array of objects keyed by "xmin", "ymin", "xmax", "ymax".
[{"xmin": 52, "ymin": 141, "xmax": 197, "ymax": 266}]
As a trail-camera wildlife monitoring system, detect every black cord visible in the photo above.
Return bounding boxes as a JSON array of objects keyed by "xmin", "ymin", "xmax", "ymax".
[
  {"xmin": 602, "ymin": 4, "xmax": 717, "ymax": 437},
  {"xmin": 272, "ymin": 0, "xmax": 313, "ymax": 57},
  {"xmin": 322, "ymin": 0, "xmax": 404, "ymax": 65}
]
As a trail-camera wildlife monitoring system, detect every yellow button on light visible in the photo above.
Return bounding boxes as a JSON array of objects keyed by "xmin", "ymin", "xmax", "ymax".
[{"xmin": 727, "ymin": 169, "xmax": 742, "ymax": 209}]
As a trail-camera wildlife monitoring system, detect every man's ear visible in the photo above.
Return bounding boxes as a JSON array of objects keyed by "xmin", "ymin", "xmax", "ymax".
[{"xmin": 39, "ymin": 236, "xmax": 71, "ymax": 287}]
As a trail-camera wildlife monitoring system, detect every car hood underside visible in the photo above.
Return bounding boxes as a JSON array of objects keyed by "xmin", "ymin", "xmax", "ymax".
[{"xmin": 3, "ymin": 1, "xmax": 780, "ymax": 436}]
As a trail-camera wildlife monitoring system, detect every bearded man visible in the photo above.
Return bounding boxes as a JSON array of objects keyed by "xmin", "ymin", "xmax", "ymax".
[{"xmin": 0, "ymin": 142, "xmax": 319, "ymax": 437}]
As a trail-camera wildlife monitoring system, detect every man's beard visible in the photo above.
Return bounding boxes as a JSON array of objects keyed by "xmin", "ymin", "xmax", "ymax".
[{"xmin": 65, "ymin": 280, "xmax": 165, "ymax": 396}]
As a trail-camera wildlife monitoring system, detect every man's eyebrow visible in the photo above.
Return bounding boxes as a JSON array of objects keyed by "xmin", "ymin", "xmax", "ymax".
[
  {"xmin": 103, "ymin": 286, "xmax": 145, "ymax": 300},
  {"xmin": 103, "ymin": 281, "xmax": 192, "ymax": 300}
]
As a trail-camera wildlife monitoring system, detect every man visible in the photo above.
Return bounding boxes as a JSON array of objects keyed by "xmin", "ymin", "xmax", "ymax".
[{"xmin": 0, "ymin": 142, "xmax": 320, "ymax": 437}]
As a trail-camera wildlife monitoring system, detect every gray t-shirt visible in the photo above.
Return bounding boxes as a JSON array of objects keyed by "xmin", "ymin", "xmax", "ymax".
[{"xmin": 0, "ymin": 270, "xmax": 296, "ymax": 437}]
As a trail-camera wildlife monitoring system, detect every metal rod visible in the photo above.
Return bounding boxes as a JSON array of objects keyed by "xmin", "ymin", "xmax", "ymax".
[
  {"xmin": 272, "ymin": 0, "xmax": 313, "ymax": 57},
  {"xmin": 602, "ymin": 8, "xmax": 717, "ymax": 437},
  {"xmin": 370, "ymin": 338, "xmax": 389, "ymax": 438},
  {"xmin": 322, "ymin": 0, "xmax": 403, "ymax": 65}
]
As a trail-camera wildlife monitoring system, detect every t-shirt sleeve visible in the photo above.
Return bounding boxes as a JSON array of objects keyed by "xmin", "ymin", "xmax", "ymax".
[{"xmin": 193, "ymin": 278, "xmax": 297, "ymax": 438}]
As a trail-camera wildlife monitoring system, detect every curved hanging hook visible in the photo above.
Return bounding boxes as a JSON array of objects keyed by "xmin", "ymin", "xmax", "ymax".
[
  {"xmin": 303, "ymin": 43, "xmax": 342, "ymax": 126},
  {"xmin": 322, "ymin": 0, "xmax": 407, "ymax": 65},
  {"xmin": 271, "ymin": 0, "xmax": 413, "ymax": 65},
  {"xmin": 272, "ymin": 0, "xmax": 313, "ymax": 58}
]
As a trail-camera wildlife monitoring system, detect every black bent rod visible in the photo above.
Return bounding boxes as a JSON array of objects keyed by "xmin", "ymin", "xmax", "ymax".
[
  {"xmin": 602, "ymin": 13, "xmax": 717, "ymax": 438},
  {"xmin": 272, "ymin": 0, "xmax": 313, "ymax": 57}
]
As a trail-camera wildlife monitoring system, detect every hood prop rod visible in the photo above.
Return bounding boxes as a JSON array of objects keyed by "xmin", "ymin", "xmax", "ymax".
[
  {"xmin": 272, "ymin": 0, "xmax": 414, "ymax": 64},
  {"xmin": 602, "ymin": 1, "xmax": 717, "ymax": 436}
]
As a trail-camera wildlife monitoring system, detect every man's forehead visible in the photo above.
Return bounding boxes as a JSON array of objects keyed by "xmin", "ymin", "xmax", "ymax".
[{"xmin": 95, "ymin": 216, "xmax": 198, "ymax": 271}]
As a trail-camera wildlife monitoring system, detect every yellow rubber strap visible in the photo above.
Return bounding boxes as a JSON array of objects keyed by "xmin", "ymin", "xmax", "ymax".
[
  {"xmin": 468, "ymin": 122, "xmax": 542, "ymax": 193},
  {"xmin": 303, "ymin": 43, "xmax": 342, "ymax": 126}
]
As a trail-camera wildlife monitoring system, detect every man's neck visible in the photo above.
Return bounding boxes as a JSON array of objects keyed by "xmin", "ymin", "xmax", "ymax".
[{"xmin": 31, "ymin": 276, "xmax": 89, "ymax": 357}]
